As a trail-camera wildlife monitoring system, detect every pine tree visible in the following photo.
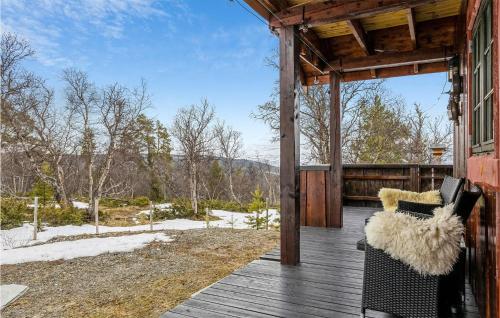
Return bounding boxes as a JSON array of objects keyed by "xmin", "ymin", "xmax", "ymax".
[
  {"xmin": 30, "ymin": 162, "xmax": 55, "ymax": 206},
  {"xmin": 351, "ymin": 95, "xmax": 411, "ymax": 163},
  {"xmin": 205, "ymin": 160, "xmax": 224, "ymax": 200},
  {"xmin": 136, "ymin": 114, "xmax": 172, "ymax": 201},
  {"xmin": 246, "ymin": 186, "xmax": 267, "ymax": 230}
]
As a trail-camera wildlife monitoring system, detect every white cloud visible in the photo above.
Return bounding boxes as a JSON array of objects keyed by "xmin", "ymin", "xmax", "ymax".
[{"xmin": 1, "ymin": 0, "xmax": 176, "ymax": 66}]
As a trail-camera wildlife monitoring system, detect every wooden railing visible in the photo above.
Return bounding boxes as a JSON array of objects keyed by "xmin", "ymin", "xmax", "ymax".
[{"xmin": 299, "ymin": 164, "xmax": 453, "ymax": 226}]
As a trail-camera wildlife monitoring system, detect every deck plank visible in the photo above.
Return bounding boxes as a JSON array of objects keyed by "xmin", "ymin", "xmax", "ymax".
[{"xmin": 163, "ymin": 206, "xmax": 480, "ymax": 318}]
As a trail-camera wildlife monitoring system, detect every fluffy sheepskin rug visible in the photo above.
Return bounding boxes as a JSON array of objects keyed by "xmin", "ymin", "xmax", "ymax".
[
  {"xmin": 378, "ymin": 188, "xmax": 442, "ymax": 212},
  {"xmin": 365, "ymin": 204, "xmax": 463, "ymax": 275}
]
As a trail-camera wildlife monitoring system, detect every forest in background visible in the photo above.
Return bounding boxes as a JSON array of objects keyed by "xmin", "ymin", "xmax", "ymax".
[{"xmin": 1, "ymin": 33, "xmax": 452, "ymax": 225}]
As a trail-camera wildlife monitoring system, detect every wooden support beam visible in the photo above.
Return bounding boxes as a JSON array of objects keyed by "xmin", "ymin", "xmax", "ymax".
[
  {"xmin": 269, "ymin": 0, "xmax": 437, "ymax": 28},
  {"xmin": 406, "ymin": 7, "xmax": 420, "ymax": 72},
  {"xmin": 346, "ymin": 19, "xmax": 371, "ymax": 55},
  {"xmin": 298, "ymin": 29, "xmax": 328, "ymax": 73},
  {"xmin": 243, "ymin": 0, "xmax": 271, "ymax": 21},
  {"xmin": 328, "ymin": 46, "xmax": 455, "ymax": 72},
  {"xmin": 329, "ymin": 71, "xmax": 342, "ymax": 228},
  {"xmin": 370, "ymin": 69, "xmax": 377, "ymax": 78},
  {"xmin": 279, "ymin": 25, "xmax": 301, "ymax": 265},
  {"xmin": 406, "ymin": 8, "xmax": 417, "ymax": 49},
  {"xmin": 268, "ymin": 0, "xmax": 289, "ymax": 11},
  {"xmin": 305, "ymin": 61, "xmax": 447, "ymax": 85}
]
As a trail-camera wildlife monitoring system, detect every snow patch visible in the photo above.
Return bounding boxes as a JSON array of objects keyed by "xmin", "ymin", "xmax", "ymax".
[
  {"xmin": 1, "ymin": 209, "xmax": 279, "ymax": 250},
  {"xmin": 72, "ymin": 201, "xmax": 89, "ymax": 209},
  {"xmin": 1, "ymin": 233, "xmax": 173, "ymax": 265}
]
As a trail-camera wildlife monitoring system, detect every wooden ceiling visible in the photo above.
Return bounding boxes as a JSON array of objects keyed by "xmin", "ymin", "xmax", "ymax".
[{"xmin": 243, "ymin": 0, "xmax": 464, "ymax": 84}]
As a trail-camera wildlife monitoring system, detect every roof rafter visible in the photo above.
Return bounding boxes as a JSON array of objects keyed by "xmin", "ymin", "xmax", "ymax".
[
  {"xmin": 270, "ymin": 0, "xmax": 438, "ymax": 28},
  {"xmin": 346, "ymin": 19, "xmax": 371, "ymax": 55},
  {"xmin": 299, "ymin": 29, "xmax": 329, "ymax": 73},
  {"xmin": 406, "ymin": 8, "xmax": 417, "ymax": 49},
  {"xmin": 267, "ymin": 0, "xmax": 289, "ymax": 11}
]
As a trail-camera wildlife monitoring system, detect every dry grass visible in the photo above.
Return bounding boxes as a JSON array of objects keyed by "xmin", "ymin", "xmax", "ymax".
[
  {"xmin": 100, "ymin": 205, "xmax": 147, "ymax": 226},
  {"xmin": 1, "ymin": 228, "xmax": 279, "ymax": 318}
]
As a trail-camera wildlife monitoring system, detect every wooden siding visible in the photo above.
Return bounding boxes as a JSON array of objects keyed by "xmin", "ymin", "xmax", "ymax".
[
  {"xmin": 455, "ymin": 0, "xmax": 499, "ymax": 317},
  {"xmin": 163, "ymin": 207, "xmax": 480, "ymax": 318}
]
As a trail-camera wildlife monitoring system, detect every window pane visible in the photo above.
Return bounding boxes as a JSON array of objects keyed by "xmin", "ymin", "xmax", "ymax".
[
  {"xmin": 485, "ymin": 2, "xmax": 491, "ymax": 44},
  {"xmin": 485, "ymin": 50, "xmax": 491, "ymax": 93},
  {"xmin": 473, "ymin": 110, "xmax": 476, "ymax": 145},
  {"xmin": 485, "ymin": 97, "xmax": 493, "ymax": 141},
  {"xmin": 476, "ymin": 71, "xmax": 481, "ymax": 105},
  {"xmin": 473, "ymin": 32, "xmax": 479, "ymax": 66},
  {"xmin": 473, "ymin": 72, "xmax": 478, "ymax": 105},
  {"xmin": 475, "ymin": 109, "xmax": 481, "ymax": 144}
]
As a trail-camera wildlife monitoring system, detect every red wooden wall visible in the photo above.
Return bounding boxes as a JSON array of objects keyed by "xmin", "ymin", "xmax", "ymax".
[{"xmin": 455, "ymin": 1, "xmax": 499, "ymax": 317}]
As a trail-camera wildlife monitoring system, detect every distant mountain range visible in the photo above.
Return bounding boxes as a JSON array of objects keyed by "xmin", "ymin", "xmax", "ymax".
[{"xmin": 171, "ymin": 154, "xmax": 279, "ymax": 174}]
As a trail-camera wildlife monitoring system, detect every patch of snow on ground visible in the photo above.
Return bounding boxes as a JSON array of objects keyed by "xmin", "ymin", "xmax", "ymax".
[
  {"xmin": 1, "ymin": 233, "xmax": 172, "ymax": 265},
  {"xmin": 137, "ymin": 203, "xmax": 173, "ymax": 216},
  {"xmin": 72, "ymin": 201, "xmax": 89, "ymax": 209},
  {"xmin": 1, "ymin": 209, "xmax": 279, "ymax": 250},
  {"xmin": 27, "ymin": 201, "xmax": 87, "ymax": 209}
]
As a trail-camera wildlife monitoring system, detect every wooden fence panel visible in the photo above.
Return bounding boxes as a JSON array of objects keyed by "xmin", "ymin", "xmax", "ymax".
[{"xmin": 300, "ymin": 164, "xmax": 454, "ymax": 225}]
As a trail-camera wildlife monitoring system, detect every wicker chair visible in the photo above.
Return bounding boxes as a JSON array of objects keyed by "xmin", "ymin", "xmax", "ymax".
[
  {"xmin": 357, "ymin": 175, "xmax": 464, "ymax": 251},
  {"xmin": 360, "ymin": 185, "xmax": 482, "ymax": 318}
]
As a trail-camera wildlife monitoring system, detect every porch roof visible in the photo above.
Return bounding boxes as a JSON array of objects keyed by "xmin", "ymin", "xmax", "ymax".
[{"xmin": 243, "ymin": 0, "xmax": 464, "ymax": 84}]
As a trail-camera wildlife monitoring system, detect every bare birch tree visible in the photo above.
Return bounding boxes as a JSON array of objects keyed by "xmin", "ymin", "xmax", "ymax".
[
  {"xmin": 172, "ymin": 99, "xmax": 215, "ymax": 215},
  {"xmin": 63, "ymin": 69, "xmax": 148, "ymax": 216},
  {"xmin": 252, "ymin": 53, "xmax": 384, "ymax": 163},
  {"xmin": 214, "ymin": 121, "xmax": 243, "ymax": 203},
  {"xmin": 1, "ymin": 33, "xmax": 75, "ymax": 206}
]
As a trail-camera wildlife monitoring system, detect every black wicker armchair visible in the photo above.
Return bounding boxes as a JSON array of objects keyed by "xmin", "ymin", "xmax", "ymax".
[
  {"xmin": 357, "ymin": 175, "xmax": 464, "ymax": 251},
  {"xmin": 360, "ymin": 185, "xmax": 482, "ymax": 318}
]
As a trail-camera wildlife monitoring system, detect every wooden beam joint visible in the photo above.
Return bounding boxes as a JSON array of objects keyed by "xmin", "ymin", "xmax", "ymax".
[
  {"xmin": 346, "ymin": 19, "xmax": 371, "ymax": 55},
  {"xmin": 406, "ymin": 8, "xmax": 417, "ymax": 49}
]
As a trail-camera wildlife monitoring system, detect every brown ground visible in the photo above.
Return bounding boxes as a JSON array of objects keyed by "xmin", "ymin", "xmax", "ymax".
[{"xmin": 1, "ymin": 229, "xmax": 279, "ymax": 318}]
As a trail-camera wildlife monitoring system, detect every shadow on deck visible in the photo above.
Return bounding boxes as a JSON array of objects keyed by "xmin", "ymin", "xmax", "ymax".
[{"xmin": 162, "ymin": 207, "xmax": 480, "ymax": 318}]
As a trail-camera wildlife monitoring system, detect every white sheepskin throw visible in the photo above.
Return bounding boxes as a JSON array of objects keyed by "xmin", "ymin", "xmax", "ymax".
[
  {"xmin": 378, "ymin": 188, "xmax": 442, "ymax": 212},
  {"xmin": 365, "ymin": 204, "xmax": 463, "ymax": 275}
]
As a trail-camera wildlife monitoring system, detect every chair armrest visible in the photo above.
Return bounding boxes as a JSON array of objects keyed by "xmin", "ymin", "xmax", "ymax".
[
  {"xmin": 397, "ymin": 200, "xmax": 442, "ymax": 215},
  {"xmin": 401, "ymin": 210, "xmax": 433, "ymax": 220}
]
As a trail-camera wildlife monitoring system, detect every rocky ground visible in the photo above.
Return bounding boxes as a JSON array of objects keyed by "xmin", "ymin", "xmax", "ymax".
[{"xmin": 1, "ymin": 228, "xmax": 279, "ymax": 318}]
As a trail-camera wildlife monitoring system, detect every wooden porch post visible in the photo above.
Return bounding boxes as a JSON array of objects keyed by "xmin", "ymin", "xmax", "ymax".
[
  {"xmin": 279, "ymin": 25, "xmax": 300, "ymax": 265},
  {"xmin": 329, "ymin": 71, "xmax": 343, "ymax": 228}
]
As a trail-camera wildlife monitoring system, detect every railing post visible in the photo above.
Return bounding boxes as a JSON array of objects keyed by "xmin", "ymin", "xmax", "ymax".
[
  {"xmin": 431, "ymin": 167, "xmax": 435, "ymax": 190},
  {"xmin": 410, "ymin": 165, "xmax": 420, "ymax": 192}
]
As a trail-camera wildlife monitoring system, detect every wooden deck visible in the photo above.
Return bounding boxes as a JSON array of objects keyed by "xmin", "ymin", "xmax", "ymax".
[{"xmin": 162, "ymin": 207, "xmax": 480, "ymax": 318}]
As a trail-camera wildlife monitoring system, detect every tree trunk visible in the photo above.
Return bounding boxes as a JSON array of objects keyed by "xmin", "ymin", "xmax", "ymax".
[
  {"xmin": 86, "ymin": 155, "xmax": 95, "ymax": 217},
  {"xmin": 191, "ymin": 162, "xmax": 198, "ymax": 215},
  {"xmin": 55, "ymin": 164, "xmax": 69, "ymax": 208},
  {"xmin": 227, "ymin": 169, "xmax": 239, "ymax": 204}
]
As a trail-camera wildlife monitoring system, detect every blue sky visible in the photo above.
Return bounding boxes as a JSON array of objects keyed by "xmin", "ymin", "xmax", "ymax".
[{"xmin": 3, "ymin": 0, "xmax": 450, "ymax": 164}]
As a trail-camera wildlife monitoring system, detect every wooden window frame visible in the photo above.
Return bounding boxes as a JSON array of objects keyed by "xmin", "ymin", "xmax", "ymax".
[{"xmin": 472, "ymin": 0, "xmax": 494, "ymax": 154}]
